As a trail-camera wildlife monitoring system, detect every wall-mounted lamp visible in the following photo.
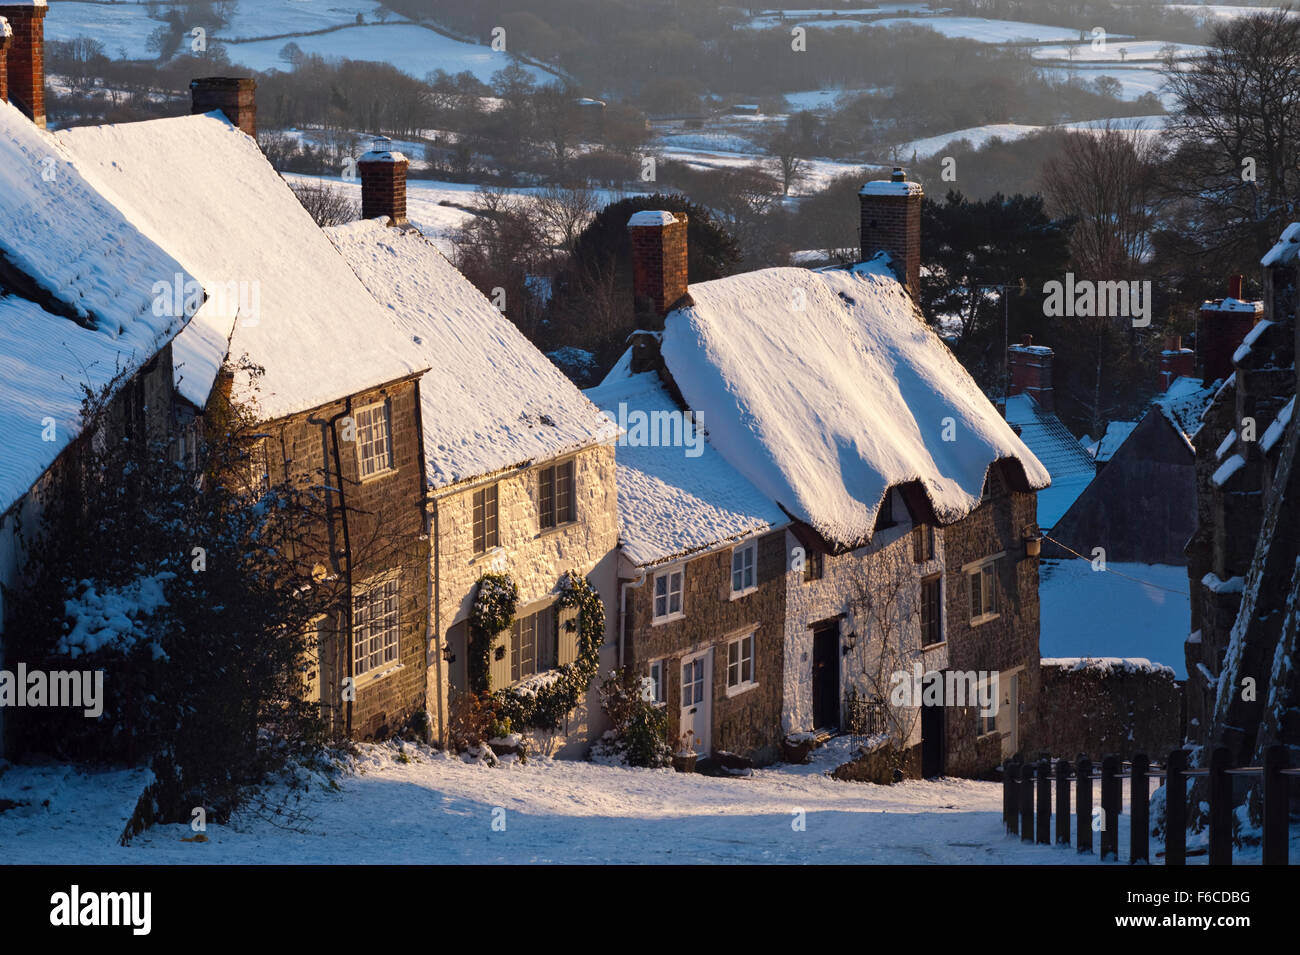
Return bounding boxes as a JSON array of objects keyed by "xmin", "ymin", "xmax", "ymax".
[
  {"xmin": 1022, "ymin": 524, "xmax": 1042, "ymax": 558},
  {"xmin": 840, "ymin": 612, "xmax": 857, "ymax": 653}
]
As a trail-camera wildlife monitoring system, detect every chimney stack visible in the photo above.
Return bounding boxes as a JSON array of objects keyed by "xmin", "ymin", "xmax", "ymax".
[
  {"xmin": 0, "ymin": 18, "xmax": 11, "ymax": 106},
  {"xmin": 358, "ymin": 137, "xmax": 410, "ymax": 225},
  {"xmin": 860, "ymin": 167, "xmax": 923, "ymax": 301},
  {"xmin": 1199, "ymin": 277, "xmax": 1262, "ymax": 384},
  {"xmin": 1158, "ymin": 334, "xmax": 1195, "ymax": 391},
  {"xmin": 628, "ymin": 210, "xmax": 689, "ymax": 327},
  {"xmin": 190, "ymin": 76, "xmax": 257, "ymax": 138},
  {"xmin": 1007, "ymin": 334, "xmax": 1055, "ymax": 412},
  {"xmin": 0, "ymin": 2, "xmax": 47, "ymax": 127}
]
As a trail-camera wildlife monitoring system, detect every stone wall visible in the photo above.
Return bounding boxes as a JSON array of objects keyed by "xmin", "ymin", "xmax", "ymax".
[
  {"xmin": 624, "ymin": 530, "xmax": 787, "ymax": 764},
  {"xmin": 433, "ymin": 443, "xmax": 619, "ymax": 757},
  {"xmin": 1037, "ymin": 658, "xmax": 1182, "ymax": 760},
  {"xmin": 263, "ymin": 376, "xmax": 429, "ymax": 741}
]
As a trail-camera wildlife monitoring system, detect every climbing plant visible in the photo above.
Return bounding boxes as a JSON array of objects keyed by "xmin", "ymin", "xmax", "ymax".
[
  {"xmin": 468, "ymin": 572, "xmax": 519, "ymax": 693},
  {"xmin": 495, "ymin": 571, "xmax": 606, "ymax": 731}
]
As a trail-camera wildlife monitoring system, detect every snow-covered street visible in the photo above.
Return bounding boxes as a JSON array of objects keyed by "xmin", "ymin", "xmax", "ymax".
[{"xmin": 0, "ymin": 740, "xmax": 1098, "ymax": 865}]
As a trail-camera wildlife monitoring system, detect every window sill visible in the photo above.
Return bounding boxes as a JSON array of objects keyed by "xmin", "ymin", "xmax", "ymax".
[
  {"xmin": 725, "ymin": 681, "xmax": 758, "ymax": 699},
  {"xmin": 358, "ymin": 465, "xmax": 397, "ymax": 485},
  {"xmin": 652, "ymin": 612, "xmax": 685, "ymax": 627},
  {"xmin": 728, "ymin": 585, "xmax": 757, "ymax": 601},
  {"xmin": 920, "ymin": 640, "xmax": 947, "ymax": 652},
  {"xmin": 970, "ymin": 612, "xmax": 1000, "ymax": 628},
  {"xmin": 354, "ymin": 661, "xmax": 404, "ymax": 690},
  {"xmin": 537, "ymin": 519, "xmax": 579, "ymax": 539},
  {"xmin": 470, "ymin": 546, "xmax": 505, "ymax": 566}
]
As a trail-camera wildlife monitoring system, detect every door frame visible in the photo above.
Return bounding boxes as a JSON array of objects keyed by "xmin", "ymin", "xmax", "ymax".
[
  {"xmin": 811, "ymin": 621, "xmax": 841, "ymax": 731},
  {"xmin": 679, "ymin": 648, "xmax": 713, "ymax": 757}
]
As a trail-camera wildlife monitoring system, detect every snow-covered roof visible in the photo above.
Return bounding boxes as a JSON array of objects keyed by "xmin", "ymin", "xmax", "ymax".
[
  {"xmin": 0, "ymin": 102, "xmax": 192, "ymax": 339},
  {"xmin": 0, "ymin": 18, "xmax": 10, "ymax": 40},
  {"xmin": 1004, "ymin": 392, "xmax": 1094, "ymax": 529},
  {"xmin": 0, "ymin": 102, "xmax": 196, "ymax": 513},
  {"xmin": 57, "ymin": 113, "xmax": 424, "ymax": 421},
  {"xmin": 325, "ymin": 219, "xmax": 617, "ymax": 489},
  {"xmin": 585, "ymin": 369, "xmax": 787, "ymax": 567},
  {"xmin": 1094, "ymin": 420, "xmax": 1136, "ymax": 463},
  {"xmin": 1153, "ymin": 375, "xmax": 1215, "ymax": 439},
  {"xmin": 1261, "ymin": 222, "xmax": 1300, "ymax": 267},
  {"xmin": 657, "ymin": 258, "xmax": 1050, "ymax": 546}
]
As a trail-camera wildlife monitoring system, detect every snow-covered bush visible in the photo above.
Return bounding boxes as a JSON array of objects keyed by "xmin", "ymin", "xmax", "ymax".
[{"xmin": 593, "ymin": 668, "xmax": 671, "ymax": 768}]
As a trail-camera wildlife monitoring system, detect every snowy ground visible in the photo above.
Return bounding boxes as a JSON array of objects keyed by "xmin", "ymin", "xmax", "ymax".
[
  {"xmin": 1039, "ymin": 559, "xmax": 1190, "ymax": 679},
  {"xmin": 45, "ymin": 1, "xmax": 169, "ymax": 59},
  {"xmin": 0, "ymin": 739, "xmax": 1128, "ymax": 864},
  {"xmin": 894, "ymin": 116, "xmax": 1168, "ymax": 160}
]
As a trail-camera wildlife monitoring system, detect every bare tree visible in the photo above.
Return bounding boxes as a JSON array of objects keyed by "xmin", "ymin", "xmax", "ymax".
[
  {"xmin": 289, "ymin": 180, "xmax": 360, "ymax": 228},
  {"xmin": 532, "ymin": 183, "xmax": 598, "ymax": 252},
  {"xmin": 766, "ymin": 131, "xmax": 808, "ymax": 197}
]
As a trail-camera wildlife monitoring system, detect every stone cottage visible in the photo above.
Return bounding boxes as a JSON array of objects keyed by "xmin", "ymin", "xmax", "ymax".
[
  {"xmin": 58, "ymin": 89, "xmax": 434, "ymax": 741},
  {"xmin": 601, "ymin": 172, "xmax": 1052, "ymax": 777},
  {"xmin": 585, "ymin": 337, "xmax": 790, "ymax": 765},
  {"xmin": 324, "ymin": 153, "xmax": 621, "ymax": 758}
]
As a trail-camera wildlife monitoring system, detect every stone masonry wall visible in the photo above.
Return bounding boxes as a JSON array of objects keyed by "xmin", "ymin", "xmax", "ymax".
[
  {"xmin": 433, "ymin": 443, "xmax": 619, "ymax": 758},
  {"xmin": 624, "ymin": 530, "xmax": 787, "ymax": 764}
]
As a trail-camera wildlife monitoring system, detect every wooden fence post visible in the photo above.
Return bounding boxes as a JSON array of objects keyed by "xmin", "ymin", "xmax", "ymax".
[
  {"xmin": 1076, "ymin": 756, "xmax": 1092, "ymax": 854},
  {"xmin": 1165, "ymin": 749, "xmax": 1187, "ymax": 866},
  {"xmin": 1101, "ymin": 754, "xmax": 1120, "ymax": 861},
  {"xmin": 1262, "ymin": 744, "xmax": 1288, "ymax": 866},
  {"xmin": 1007, "ymin": 760, "xmax": 1020, "ymax": 836},
  {"xmin": 1208, "ymin": 746, "xmax": 1232, "ymax": 866},
  {"xmin": 1020, "ymin": 760, "xmax": 1034, "ymax": 842},
  {"xmin": 1130, "ymin": 753, "xmax": 1149, "ymax": 865},
  {"xmin": 1055, "ymin": 758, "xmax": 1071, "ymax": 846},
  {"xmin": 1036, "ymin": 757, "xmax": 1051, "ymax": 844}
]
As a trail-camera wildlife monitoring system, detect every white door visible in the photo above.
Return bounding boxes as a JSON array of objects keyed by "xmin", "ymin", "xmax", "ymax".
[
  {"xmin": 997, "ymin": 669, "xmax": 1020, "ymax": 757},
  {"xmin": 679, "ymin": 649, "xmax": 712, "ymax": 757}
]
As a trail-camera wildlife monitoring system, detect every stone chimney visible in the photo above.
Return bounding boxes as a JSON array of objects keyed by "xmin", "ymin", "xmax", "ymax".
[
  {"xmin": 1158, "ymin": 334, "xmax": 1195, "ymax": 391},
  {"xmin": 628, "ymin": 210, "xmax": 689, "ymax": 327},
  {"xmin": 1007, "ymin": 334, "xmax": 1055, "ymax": 412},
  {"xmin": 0, "ymin": 18, "xmax": 11, "ymax": 106},
  {"xmin": 358, "ymin": 137, "xmax": 409, "ymax": 225},
  {"xmin": 190, "ymin": 76, "xmax": 257, "ymax": 137},
  {"xmin": 860, "ymin": 167, "xmax": 923, "ymax": 301},
  {"xmin": 1199, "ymin": 275, "xmax": 1262, "ymax": 384},
  {"xmin": 0, "ymin": 2, "xmax": 47, "ymax": 127}
]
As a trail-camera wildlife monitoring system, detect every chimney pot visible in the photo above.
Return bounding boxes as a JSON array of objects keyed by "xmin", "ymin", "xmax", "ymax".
[
  {"xmin": 628, "ymin": 210, "xmax": 689, "ymax": 328},
  {"xmin": 1228, "ymin": 273, "xmax": 1243, "ymax": 300},
  {"xmin": 358, "ymin": 137, "xmax": 410, "ymax": 225},
  {"xmin": 0, "ymin": 2, "xmax": 47, "ymax": 126},
  {"xmin": 1021, "ymin": 334, "xmax": 1033, "ymax": 347},
  {"xmin": 891, "ymin": 166, "xmax": 905, "ymax": 182},
  {"xmin": 190, "ymin": 76, "xmax": 257, "ymax": 138}
]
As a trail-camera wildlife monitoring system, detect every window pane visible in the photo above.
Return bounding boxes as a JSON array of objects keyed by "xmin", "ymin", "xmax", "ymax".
[
  {"xmin": 557, "ymin": 460, "xmax": 574, "ymax": 524},
  {"xmin": 484, "ymin": 485, "xmax": 498, "ymax": 549},
  {"xmin": 539, "ymin": 466, "xmax": 555, "ymax": 528},
  {"xmin": 969, "ymin": 572, "xmax": 981, "ymax": 616}
]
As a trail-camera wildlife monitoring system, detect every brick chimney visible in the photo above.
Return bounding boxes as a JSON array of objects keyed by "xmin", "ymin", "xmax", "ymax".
[
  {"xmin": 190, "ymin": 76, "xmax": 257, "ymax": 137},
  {"xmin": 628, "ymin": 210, "xmax": 689, "ymax": 327},
  {"xmin": 1158, "ymin": 334, "xmax": 1195, "ymax": 391},
  {"xmin": 0, "ymin": 18, "xmax": 11, "ymax": 106},
  {"xmin": 1007, "ymin": 334, "xmax": 1054, "ymax": 412},
  {"xmin": 358, "ymin": 137, "xmax": 409, "ymax": 225},
  {"xmin": 860, "ymin": 167, "xmax": 923, "ymax": 301},
  {"xmin": 0, "ymin": 2, "xmax": 47, "ymax": 127},
  {"xmin": 1199, "ymin": 275, "xmax": 1262, "ymax": 384}
]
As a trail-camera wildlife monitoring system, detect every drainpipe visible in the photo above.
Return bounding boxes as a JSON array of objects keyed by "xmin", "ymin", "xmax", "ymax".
[
  {"xmin": 618, "ymin": 567, "xmax": 647, "ymax": 669},
  {"xmin": 429, "ymin": 492, "xmax": 444, "ymax": 746},
  {"xmin": 327, "ymin": 400, "xmax": 355, "ymax": 739}
]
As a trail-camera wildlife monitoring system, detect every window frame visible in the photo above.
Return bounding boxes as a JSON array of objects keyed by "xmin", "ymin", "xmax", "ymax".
[
  {"xmin": 920, "ymin": 573, "xmax": 944, "ymax": 648},
  {"xmin": 538, "ymin": 457, "xmax": 577, "ymax": 531},
  {"xmin": 472, "ymin": 482, "xmax": 500, "ymax": 554},
  {"xmin": 652, "ymin": 566, "xmax": 685, "ymax": 623},
  {"xmin": 730, "ymin": 540, "xmax": 758, "ymax": 598},
  {"xmin": 963, "ymin": 553, "xmax": 1004, "ymax": 625},
  {"xmin": 725, "ymin": 631, "xmax": 757, "ymax": 696},
  {"xmin": 646, "ymin": 659, "xmax": 666, "ymax": 705},
  {"xmin": 352, "ymin": 570, "xmax": 401, "ymax": 684},
  {"xmin": 912, "ymin": 523, "xmax": 935, "ymax": 563},
  {"xmin": 509, "ymin": 604, "xmax": 558, "ymax": 684},
  {"xmin": 354, "ymin": 400, "xmax": 395, "ymax": 481}
]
